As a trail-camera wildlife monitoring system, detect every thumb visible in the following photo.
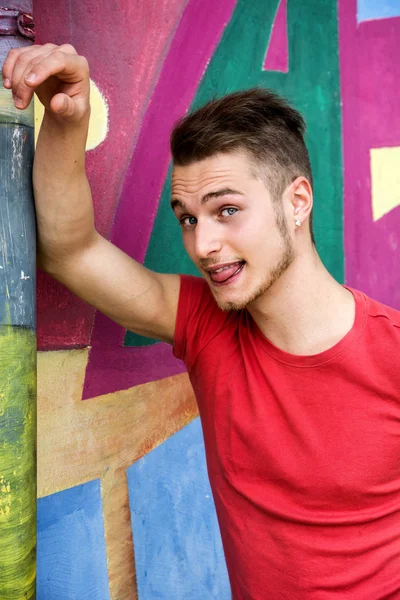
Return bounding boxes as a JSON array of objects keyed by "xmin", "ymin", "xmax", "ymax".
[{"xmin": 49, "ymin": 92, "xmax": 76, "ymax": 118}]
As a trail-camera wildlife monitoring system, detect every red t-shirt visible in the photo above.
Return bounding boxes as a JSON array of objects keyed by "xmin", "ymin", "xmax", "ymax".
[{"xmin": 173, "ymin": 275, "xmax": 400, "ymax": 599}]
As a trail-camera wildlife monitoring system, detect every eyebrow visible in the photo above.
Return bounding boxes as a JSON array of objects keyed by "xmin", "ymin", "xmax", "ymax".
[{"xmin": 170, "ymin": 188, "xmax": 244, "ymax": 211}]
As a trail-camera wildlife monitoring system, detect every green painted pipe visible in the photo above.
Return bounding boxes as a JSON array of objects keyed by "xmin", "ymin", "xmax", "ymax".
[{"xmin": 0, "ymin": 18, "xmax": 37, "ymax": 600}]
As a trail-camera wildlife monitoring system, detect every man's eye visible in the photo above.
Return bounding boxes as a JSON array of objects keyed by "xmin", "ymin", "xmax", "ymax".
[
  {"xmin": 220, "ymin": 207, "xmax": 238, "ymax": 217},
  {"xmin": 180, "ymin": 216, "xmax": 197, "ymax": 227}
]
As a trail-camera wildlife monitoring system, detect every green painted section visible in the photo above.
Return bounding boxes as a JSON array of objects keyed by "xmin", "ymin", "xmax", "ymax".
[
  {"xmin": 125, "ymin": 0, "xmax": 343, "ymax": 347},
  {"xmin": 0, "ymin": 325, "xmax": 36, "ymax": 600}
]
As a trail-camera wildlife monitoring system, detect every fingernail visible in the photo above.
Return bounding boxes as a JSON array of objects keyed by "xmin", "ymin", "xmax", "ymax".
[
  {"xmin": 13, "ymin": 96, "xmax": 24, "ymax": 109},
  {"xmin": 25, "ymin": 73, "xmax": 36, "ymax": 83},
  {"xmin": 3, "ymin": 78, "xmax": 10, "ymax": 88}
]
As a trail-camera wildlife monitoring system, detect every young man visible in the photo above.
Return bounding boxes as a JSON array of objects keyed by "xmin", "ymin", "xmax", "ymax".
[{"xmin": 3, "ymin": 45, "xmax": 400, "ymax": 599}]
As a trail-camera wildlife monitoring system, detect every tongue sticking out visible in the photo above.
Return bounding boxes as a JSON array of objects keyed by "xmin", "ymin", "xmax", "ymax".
[{"xmin": 209, "ymin": 262, "xmax": 244, "ymax": 283}]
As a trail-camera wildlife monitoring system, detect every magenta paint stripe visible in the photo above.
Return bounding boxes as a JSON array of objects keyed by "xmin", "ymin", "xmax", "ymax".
[
  {"xmin": 82, "ymin": 0, "xmax": 237, "ymax": 400},
  {"xmin": 263, "ymin": 0, "xmax": 288, "ymax": 73},
  {"xmin": 339, "ymin": 0, "xmax": 400, "ymax": 309}
]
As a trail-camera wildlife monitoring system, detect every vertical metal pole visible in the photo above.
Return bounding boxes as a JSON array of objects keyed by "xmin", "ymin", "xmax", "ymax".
[{"xmin": 0, "ymin": 6, "xmax": 36, "ymax": 599}]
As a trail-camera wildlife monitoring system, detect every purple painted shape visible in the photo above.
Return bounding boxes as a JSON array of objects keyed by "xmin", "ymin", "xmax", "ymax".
[
  {"xmin": 82, "ymin": 311, "xmax": 187, "ymax": 400},
  {"xmin": 339, "ymin": 0, "xmax": 400, "ymax": 309},
  {"xmin": 82, "ymin": 0, "xmax": 237, "ymax": 399},
  {"xmin": 263, "ymin": 0, "xmax": 288, "ymax": 73},
  {"xmin": 83, "ymin": 335, "xmax": 186, "ymax": 400}
]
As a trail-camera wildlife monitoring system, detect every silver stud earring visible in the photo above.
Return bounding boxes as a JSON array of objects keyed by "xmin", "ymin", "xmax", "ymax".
[{"xmin": 295, "ymin": 218, "xmax": 301, "ymax": 227}]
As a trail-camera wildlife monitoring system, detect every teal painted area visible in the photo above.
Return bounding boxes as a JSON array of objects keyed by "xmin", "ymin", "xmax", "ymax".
[
  {"xmin": 142, "ymin": 0, "xmax": 344, "ymax": 286},
  {"xmin": 145, "ymin": 165, "xmax": 200, "ymax": 278},
  {"xmin": 124, "ymin": 331, "xmax": 159, "ymax": 346}
]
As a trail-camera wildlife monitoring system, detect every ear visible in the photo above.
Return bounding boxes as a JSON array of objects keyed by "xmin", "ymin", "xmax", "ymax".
[{"xmin": 290, "ymin": 176, "xmax": 313, "ymax": 225}]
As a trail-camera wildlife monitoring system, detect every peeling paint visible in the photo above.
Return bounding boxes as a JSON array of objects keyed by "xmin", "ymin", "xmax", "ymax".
[{"xmin": 11, "ymin": 127, "xmax": 24, "ymax": 180}]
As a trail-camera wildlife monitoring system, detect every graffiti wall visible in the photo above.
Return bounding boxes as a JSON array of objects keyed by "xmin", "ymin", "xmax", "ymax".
[{"xmin": 31, "ymin": 0, "xmax": 400, "ymax": 598}]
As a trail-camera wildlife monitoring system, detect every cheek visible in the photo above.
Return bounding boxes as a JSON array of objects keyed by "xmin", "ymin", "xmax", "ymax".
[
  {"xmin": 181, "ymin": 231, "xmax": 196, "ymax": 261},
  {"xmin": 235, "ymin": 218, "xmax": 283, "ymax": 261},
  {"xmin": 234, "ymin": 219, "xmax": 267, "ymax": 248}
]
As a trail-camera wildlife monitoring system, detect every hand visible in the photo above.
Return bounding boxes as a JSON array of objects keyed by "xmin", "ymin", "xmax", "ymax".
[{"xmin": 2, "ymin": 43, "xmax": 90, "ymax": 123}]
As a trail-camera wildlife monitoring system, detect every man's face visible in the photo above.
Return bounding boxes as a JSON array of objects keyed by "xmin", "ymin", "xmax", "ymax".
[{"xmin": 171, "ymin": 150, "xmax": 295, "ymax": 311}]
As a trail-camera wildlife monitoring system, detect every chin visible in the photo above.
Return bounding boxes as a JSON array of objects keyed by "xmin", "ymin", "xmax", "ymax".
[
  {"xmin": 212, "ymin": 272, "xmax": 282, "ymax": 311},
  {"xmin": 207, "ymin": 246, "xmax": 295, "ymax": 311},
  {"xmin": 216, "ymin": 299, "xmax": 243, "ymax": 312},
  {"xmin": 212, "ymin": 287, "xmax": 259, "ymax": 312}
]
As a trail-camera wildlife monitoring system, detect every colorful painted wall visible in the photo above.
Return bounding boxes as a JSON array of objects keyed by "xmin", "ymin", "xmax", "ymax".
[{"xmin": 31, "ymin": 1, "xmax": 400, "ymax": 598}]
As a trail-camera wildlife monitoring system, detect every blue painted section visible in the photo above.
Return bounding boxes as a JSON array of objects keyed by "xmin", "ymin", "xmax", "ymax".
[
  {"xmin": 127, "ymin": 418, "xmax": 230, "ymax": 600},
  {"xmin": 37, "ymin": 479, "xmax": 110, "ymax": 600},
  {"xmin": 357, "ymin": 0, "xmax": 400, "ymax": 21},
  {"xmin": 0, "ymin": 125, "xmax": 36, "ymax": 328}
]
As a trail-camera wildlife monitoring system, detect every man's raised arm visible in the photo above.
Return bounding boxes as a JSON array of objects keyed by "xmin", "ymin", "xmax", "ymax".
[{"xmin": 2, "ymin": 44, "xmax": 180, "ymax": 344}]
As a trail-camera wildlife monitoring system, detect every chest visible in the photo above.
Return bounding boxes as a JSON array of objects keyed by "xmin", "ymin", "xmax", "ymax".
[{"xmin": 191, "ymin": 334, "xmax": 400, "ymax": 511}]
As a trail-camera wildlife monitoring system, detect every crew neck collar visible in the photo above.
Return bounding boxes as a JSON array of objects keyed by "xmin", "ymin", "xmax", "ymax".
[{"xmin": 247, "ymin": 287, "xmax": 368, "ymax": 368}]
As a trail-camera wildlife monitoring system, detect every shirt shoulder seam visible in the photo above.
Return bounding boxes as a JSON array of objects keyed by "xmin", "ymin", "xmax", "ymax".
[{"xmin": 367, "ymin": 311, "xmax": 400, "ymax": 328}]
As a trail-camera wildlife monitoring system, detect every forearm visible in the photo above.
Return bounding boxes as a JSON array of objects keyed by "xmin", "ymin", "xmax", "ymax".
[{"xmin": 33, "ymin": 109, "xmax": 96, "ymax": 268}]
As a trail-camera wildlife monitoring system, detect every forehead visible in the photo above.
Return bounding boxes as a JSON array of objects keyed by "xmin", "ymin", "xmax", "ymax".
[{"xmin": 171, "ymin": 150, "xmax": 257, "ymax": 195}]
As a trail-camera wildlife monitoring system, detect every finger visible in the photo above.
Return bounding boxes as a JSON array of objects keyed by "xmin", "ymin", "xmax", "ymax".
[
  {"xmin": 15, "ymin": 51, "xmax": 89, "ymax": 110},
  {"xmin": 25, "ymin": 50, "xmax": 88, "ymax": 87},
  {"xmin": 13, "ymin": 52, "xmax": 56, "ymax": 109},
  {"xmin": 2, "ymin": 45, "xmax": 38, "ymax": 87},
  {"xmin": 7, "ymin": 46, "xmax": 56, "ymax": 104},
  {"xmin": 2, "ymin": 43, "xmax": 75, "ymax": 91},
  {"xmin": 57, "ymin": 43, "xmax": 78, "ymax": 56}
]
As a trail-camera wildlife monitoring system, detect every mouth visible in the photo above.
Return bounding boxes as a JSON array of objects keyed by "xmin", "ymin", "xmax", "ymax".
[{"xmin": 206, "ymin": 261, "xmax": 245, "ymax": 285}]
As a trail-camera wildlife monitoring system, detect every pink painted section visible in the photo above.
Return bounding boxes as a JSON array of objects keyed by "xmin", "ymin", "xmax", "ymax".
[
  {"xmin": 34, "ymin": 0, "xmax": 188, "ymax": 349},
  {"xmin": 339, "ymin": 0, "xmax": 400, "ymax": 309},
  {"xmin": 263, "ymin": 0, "xmax": 288, "ymax": 73},
  {"xmin": 82, "ymin": 0, "xmax": 237, "ymax": 399}
]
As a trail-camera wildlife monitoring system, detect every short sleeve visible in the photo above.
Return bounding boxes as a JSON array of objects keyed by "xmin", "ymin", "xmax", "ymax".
[{"xmin": 173, "ymin": 274, "xmax": 234, "ymax": 371}]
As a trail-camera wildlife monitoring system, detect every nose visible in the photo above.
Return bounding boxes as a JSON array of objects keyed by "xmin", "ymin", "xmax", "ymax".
[{"xmin": 194, "ymin": 221, "xmax": 222, "ymax": 259}]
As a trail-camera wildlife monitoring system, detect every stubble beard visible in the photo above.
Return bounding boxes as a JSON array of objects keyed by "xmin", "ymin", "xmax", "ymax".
[{"xmin": 213, "ymin": 206, "xmax": 295, "ymax": 312}]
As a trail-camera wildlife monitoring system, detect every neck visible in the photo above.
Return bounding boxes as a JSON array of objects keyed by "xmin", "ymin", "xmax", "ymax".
[{"xmin": 247, "ymin": 248, "xmax": 355, "ymax": 355}]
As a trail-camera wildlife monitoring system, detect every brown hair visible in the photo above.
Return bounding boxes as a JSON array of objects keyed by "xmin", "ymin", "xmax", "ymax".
[{"xmin": 170, "ymin": 88, "xmax": 315, "ymax": 244}]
